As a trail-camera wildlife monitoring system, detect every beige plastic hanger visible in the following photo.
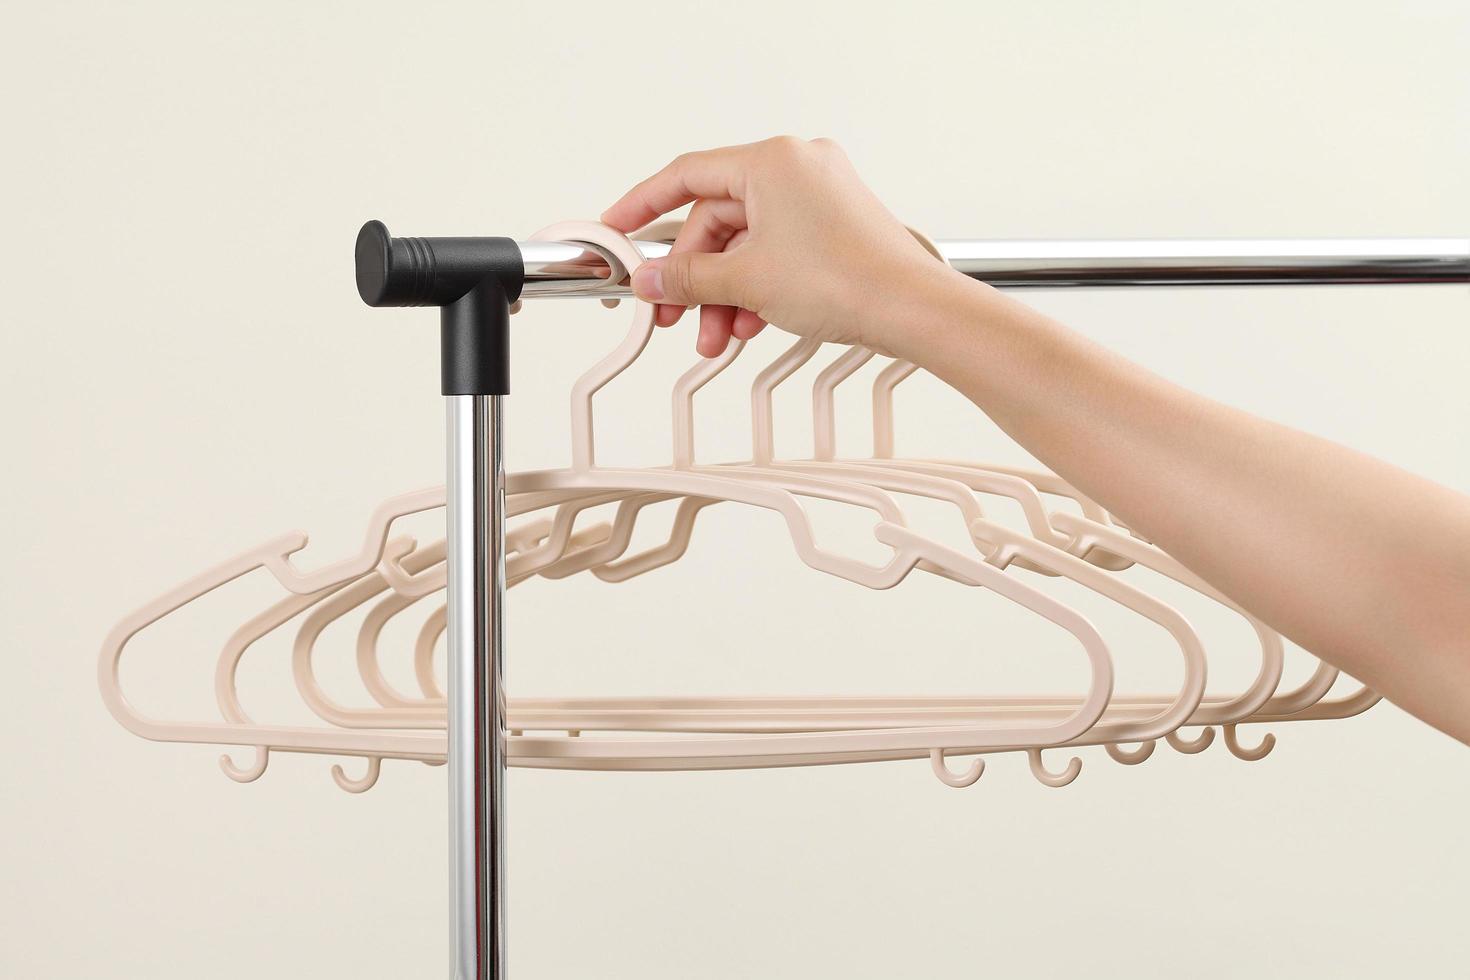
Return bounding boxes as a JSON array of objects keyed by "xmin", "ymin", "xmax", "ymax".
[
  {"xmin": 263, "ymin": 504, "xmax": 1352, "ymax": 781},
  {"xmin": 277, "ymin": 226, "xmax": 1205, "ymax": 787},
  {"xmin": 292, "ymin": 223, "xmax": 1230, "ymax": 782},
  {"xmin": 330, "ymin": 220, "xmax": 1134, "ymax": 752},
  {"xmin": 505, "ymin": 269, "xmax": 1217, "ymax": 787},
  {"xmin": 113, "ymin": 222, "xmax": 1122, "ymax": 786},
  {"xmin": 162, "ymin": 515, "xmax": 1122, "ymax": 774}
]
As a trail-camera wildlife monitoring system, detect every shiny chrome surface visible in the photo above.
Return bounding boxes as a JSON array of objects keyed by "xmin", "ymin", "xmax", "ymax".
[
  {"xmin": 520, "ymin": 239, "xmax": 643, "ymax": 297},
  {"xmin": 518, "ymin": 237, "xmax": 1470, "ymax": 296},
  {"xmin": 940, "ymin": 238, "xmax": 1470, "ymax": 287},
  {"xmin": 447, "ymin": 395, "xmax": 506, "ymax": 980}
]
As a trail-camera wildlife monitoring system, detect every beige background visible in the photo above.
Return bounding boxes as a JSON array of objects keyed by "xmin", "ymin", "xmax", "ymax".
[{"xmin": 3, "ymin": 2, "xmax": 1469, "ymax": 977}]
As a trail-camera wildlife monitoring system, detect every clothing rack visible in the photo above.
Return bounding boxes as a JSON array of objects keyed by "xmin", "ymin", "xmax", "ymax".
[{"xmin": 350, "ymin": 223, "xmax": 1469, "ymax": 980}]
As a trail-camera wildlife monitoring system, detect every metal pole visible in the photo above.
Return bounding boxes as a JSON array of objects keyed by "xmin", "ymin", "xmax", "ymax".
[
  {"xmin": 516, "ymin": 237, "xmax": 1470, "ymax": 298},
  {"xmin": 355, "ymin": 221, "xmax": 519, "ymax": 979},
  {"xmin": 447, "ymin": 394, "xmax": 506, "ymax": 980}
]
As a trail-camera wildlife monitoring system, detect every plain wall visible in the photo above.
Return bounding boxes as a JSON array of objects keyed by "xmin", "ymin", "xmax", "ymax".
[{"xmin": 2, "ymin": 2, "xmax": 1468, "ymax": 978}]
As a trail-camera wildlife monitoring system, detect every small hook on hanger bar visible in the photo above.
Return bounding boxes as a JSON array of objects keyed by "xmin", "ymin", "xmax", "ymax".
[
  {"xmin": 331, "ymin": 757, "xmax": 382, "ymax": 794},
  {"xmin": 1223, "ymin": 724, "xmax": 1276, "ymax": 762},
  {"xmin": 1165, "ymin": 727, "xmax": 1216, "ymax": 754},
  {"xmin": 1105, "ymin": 741, "xmax": 1156, "ymax": 765},
  {"xmin": 930, "ymin": 748, "xmax": 985, "ymax": 788},
  {"xmin": 220, "ymin": 746, "xmax": 269, "ymax": 783},
  {"xmin": 1028, "ymin": 748, "xmax": 1082, "ymax": 788}
]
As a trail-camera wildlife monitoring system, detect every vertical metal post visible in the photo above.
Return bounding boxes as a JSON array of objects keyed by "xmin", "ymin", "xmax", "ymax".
[
  {"xmin": 355, "ymin": 220, "xmax": 519, "ymax": 979},
  {"xmin": 447, "ymin": 394, "xmax": 506, "ymax": 980}
]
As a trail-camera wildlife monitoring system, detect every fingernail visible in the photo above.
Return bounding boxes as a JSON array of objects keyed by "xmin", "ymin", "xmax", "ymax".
[{"xmin": 632, "ymin": 264, "xmax": 664, "ymax": 301}]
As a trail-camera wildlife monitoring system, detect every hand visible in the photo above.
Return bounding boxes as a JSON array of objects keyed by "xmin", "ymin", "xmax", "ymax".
[{"xmin": 602, "ymin": 136, "xmax": 966, "ymax": 359}]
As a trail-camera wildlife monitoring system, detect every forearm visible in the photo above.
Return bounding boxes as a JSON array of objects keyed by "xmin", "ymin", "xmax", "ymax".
[{"xmin": 910, "ymin": 271, "xmax": 1470, "ymax": 742}]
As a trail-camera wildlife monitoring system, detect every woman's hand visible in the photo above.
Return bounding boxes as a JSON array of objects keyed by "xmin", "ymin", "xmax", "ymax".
[{"xmin": 602, "ymin": 136, "xmax": 967, "ymax": 359}]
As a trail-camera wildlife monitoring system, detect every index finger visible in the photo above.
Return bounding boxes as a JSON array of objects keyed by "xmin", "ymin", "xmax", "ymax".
[{"xmin": 600, "ymin": 143, "xmax": 757, "ymax": 232}]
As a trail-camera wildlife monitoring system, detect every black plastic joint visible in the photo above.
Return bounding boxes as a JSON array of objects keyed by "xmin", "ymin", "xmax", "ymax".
[{"xmin": 354, "ymin": 219, "xmax": 524, "ymax": 396}]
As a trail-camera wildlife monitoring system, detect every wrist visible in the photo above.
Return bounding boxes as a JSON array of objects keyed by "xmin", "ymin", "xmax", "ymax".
[
  {"xmin": 902, "ymin": 268, "xmax": 1074, "ymax": 423},
  {"xmin": 882, "ymin": 264, "xmax": 1007, "ymax": 366}
]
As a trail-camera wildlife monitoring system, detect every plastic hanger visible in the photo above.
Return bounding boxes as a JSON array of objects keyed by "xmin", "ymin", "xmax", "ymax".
[
  {"xmin": 504, "ymin": 273, "xmax": 1209, "ymax": 788},
  {"xmin": 329, "ymin": 223, "xmax": 1213, "ymax": 783},
  {"xmin": 319, "ymin": 345, "xmax": 1205, "ymax": 787},
  {"xmin": 264, "ymin": 221, "xmax": 1117, "ymax": 775},
  {"xmin": 270, "ymin": 522, "xmax": 1122, "ymax": 773}
]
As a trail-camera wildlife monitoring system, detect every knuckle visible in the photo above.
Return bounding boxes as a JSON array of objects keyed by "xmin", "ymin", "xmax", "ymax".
[
  {"xmin": 757, "ymin": 134, "xmax": 846, "ymax": 176},
  {"xmin": 762, "ymin": 134, "xmax": 806, "ymax": 161}
]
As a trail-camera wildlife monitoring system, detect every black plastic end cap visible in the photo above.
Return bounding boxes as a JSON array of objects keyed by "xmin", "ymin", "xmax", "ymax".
[
  {"xmin": 354, "ymin": 220, "xmax": 395, "ymax": 306},
  {"xmin": 355, "ymin": 219, "xmax": 439, "ymax": 307}
]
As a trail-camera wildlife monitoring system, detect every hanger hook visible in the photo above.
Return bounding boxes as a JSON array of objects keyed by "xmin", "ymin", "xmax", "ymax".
[
  {"xmin": 1105, "ymin": 740, "xmax": 1156, "ymax": 765},
  {"xmin": 1027, "ymin": 748, "xmax": 1082, "ymax": 787},
  {"xmin": 331, "ymin": 757, "xmax": 382, "ymax": 794},
  {"xmin": 1165, "ymin": 726, "xmax": 1216, "ymax": 754},
  {"xmin": 1223, "ymin": 724, "xmax": 1276, "ymax": 761},
  {"xmin": 930, "ymin": 748, "xmax": 985, "ymax": 788},
  {"xmin": 219, "ymin": 746, "xmax": 269, "ymax": 783},
  {"xmin": 530, "ymin": 221, "xmax": 655, "ymax": 473}
]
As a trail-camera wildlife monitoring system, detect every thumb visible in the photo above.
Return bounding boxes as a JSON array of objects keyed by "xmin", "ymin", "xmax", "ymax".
[{"xmin": 631, "ymin": 251, "xmax": 747, "ymax": 309}]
